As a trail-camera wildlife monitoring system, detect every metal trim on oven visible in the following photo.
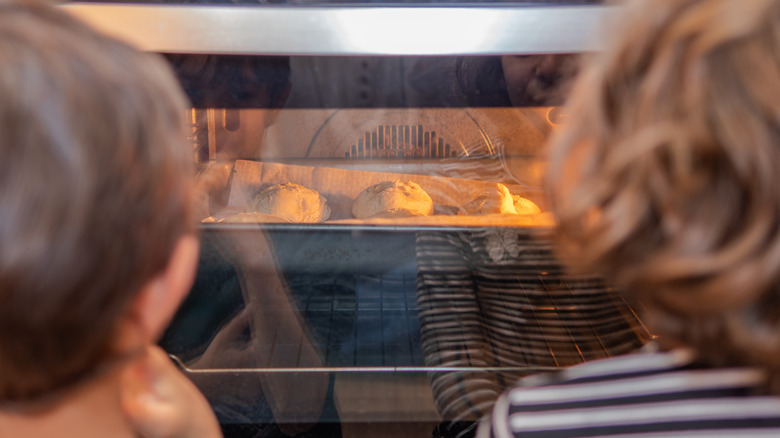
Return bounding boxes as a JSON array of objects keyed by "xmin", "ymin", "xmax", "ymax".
[
  {"xmin": 169, "ymin": 353, "xmax": 562, "ymax": 374},
  {"xmin": 62, "ymin": 3, "xmax": 611, "ymax": 55}
]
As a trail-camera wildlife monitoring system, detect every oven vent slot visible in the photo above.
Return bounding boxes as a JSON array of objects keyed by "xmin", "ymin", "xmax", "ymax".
[{"xmin": 346, "ymin": 124, "xmax": 458, "ymax": 159}]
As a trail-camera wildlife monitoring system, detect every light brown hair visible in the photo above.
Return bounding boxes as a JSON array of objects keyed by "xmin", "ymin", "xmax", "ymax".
[
  {"xmin": 547, "ymin": 0, "xmax": 780, "ymax": 380},
  {"xmin": 0, "ymin": 0, "xmax": 194, "ymax": 402}
]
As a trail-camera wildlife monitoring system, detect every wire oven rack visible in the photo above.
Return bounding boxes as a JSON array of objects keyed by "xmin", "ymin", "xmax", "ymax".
[
  {"xmin": 415, "ymin": 228, "xmax": 652, "ymax": 423},
  {"xmin": 170, "ymin": 226, "xmax": 651, "ymax": 431},
  {"xmin": 288, "ymin": 267, "xmax": 424, "ymax": 368},
  {"xmin": 275, "ymin": 228, "xmax": 651, "ymax": 426}
]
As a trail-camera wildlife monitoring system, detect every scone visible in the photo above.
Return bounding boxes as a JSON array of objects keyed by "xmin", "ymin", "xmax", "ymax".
[
  {"xmin": 461, "ymin": 183, "xmax": 517, "ymax": 215},
  {"xmin": 512, "ymin": 194, "xmax": 542, "ymax": 215},
  {"xmin": 248, "ymin": 183, "xmax": 331, "ymax": 223},
  {"xmin": 461, "ymin": 183, "xmax": 541, "ymax": 215},
  {"xmin": 352, "ymin": 180, "xmax": 434, "ymax": 219}
]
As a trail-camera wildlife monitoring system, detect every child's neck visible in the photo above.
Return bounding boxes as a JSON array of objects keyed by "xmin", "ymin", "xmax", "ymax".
[{"xmin": 0, "ymin": 365, "xmax": 136, "ymax": 438}]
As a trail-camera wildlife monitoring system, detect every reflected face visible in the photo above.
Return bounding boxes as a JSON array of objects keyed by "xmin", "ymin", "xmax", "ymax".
[
  {"xmin": 212, "ymin": 108, "xmax": 288, "ymax": 161},
  {"xmin": 501, "ymin": 54, "xmax": 578, "ymax": 106}
]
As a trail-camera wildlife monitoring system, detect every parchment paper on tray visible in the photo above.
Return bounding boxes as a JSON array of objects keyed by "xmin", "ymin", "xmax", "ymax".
[{"xmin": 225, "ymin": 160, "xmax": 552, "ymax": 226}]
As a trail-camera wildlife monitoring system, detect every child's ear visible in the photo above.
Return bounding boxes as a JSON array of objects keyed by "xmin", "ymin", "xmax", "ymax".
[{"xmin": 128, "ymin": 235, "xmax": 200, "ymax": 342}]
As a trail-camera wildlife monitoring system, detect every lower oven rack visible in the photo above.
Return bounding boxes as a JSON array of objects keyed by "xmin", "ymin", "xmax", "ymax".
[
  {"xmin": 170, "ymin": 227, "xmax": 651, "ymax": 436},
  {"xmin": 414, "ymin": 228, "xmax": 652, "ymax": 425}
]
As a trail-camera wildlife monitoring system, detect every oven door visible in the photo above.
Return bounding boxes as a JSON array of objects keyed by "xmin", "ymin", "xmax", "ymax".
[{"xmin": 64, "ymin": 3, "xmax": 651, "ymax": 438}]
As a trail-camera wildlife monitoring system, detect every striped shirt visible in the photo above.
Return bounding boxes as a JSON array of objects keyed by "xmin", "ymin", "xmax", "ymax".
[{"xmin": 478, "ymin": 345, "xmax": 780, "ymax": 437}]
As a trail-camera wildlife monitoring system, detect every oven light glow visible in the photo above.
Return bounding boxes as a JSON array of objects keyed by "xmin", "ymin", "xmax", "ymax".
[
  {"xmin": 333, "ymin": 9, "xmax": 496, "ymax": 55},
  {"xmin": 457, "ymin": 140, "xmax": 470, "ymax": 157},
  {"xmin": 547, "ymin": 106, "xmax": 567, "ymax": 126}
]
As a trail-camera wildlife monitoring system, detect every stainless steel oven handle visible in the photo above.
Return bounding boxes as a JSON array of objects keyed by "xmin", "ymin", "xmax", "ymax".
[{"xmin": 62, "ymin": 3, "xmax": 613, "ymax": 56}]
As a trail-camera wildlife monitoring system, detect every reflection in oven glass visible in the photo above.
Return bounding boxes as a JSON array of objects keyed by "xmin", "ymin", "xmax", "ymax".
[{"xmin": 159, "ymin": 52, "xmax": 649, "ymax": 438}]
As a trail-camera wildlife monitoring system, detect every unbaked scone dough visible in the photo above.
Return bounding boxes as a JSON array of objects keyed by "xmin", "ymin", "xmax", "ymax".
[
  {"xmin": 461, "ymin": 183, "xmax": 541, "ymax": 215},
  {"xmin": 352, "ymin": 180, "xmax": 434, "ymax": 219},
  {"xmin": 248, "ymin": 183, "xmax": 330, "ymax": 223}
]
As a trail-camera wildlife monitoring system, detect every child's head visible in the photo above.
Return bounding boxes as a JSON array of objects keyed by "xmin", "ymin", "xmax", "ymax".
[
  {"xmin": 0, "ymin": 0, "xmax": 195, "ymax": 402},
  {"xmin": 547, "ymin": 0, "xmax": 780, "ymax": 368}
]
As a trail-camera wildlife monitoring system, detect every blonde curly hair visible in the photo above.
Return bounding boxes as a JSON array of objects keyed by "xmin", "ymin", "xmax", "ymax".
[{"xmin": 547, "ymin": 0, "xmax": 780, "ymax": 381}]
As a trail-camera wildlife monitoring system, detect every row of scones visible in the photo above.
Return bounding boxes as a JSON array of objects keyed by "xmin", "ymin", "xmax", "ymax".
[{"xmin": 216, "ymin": 180, "xmax": 540, "ymax": 223}]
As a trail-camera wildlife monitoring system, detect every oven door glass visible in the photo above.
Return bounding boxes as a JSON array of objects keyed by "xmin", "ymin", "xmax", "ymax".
[{"xmin": 155, "ymin": 52, "xmax": 651, "ymax": 438}]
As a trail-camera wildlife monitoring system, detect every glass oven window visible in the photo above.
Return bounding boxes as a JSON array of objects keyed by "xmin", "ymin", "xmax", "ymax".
[{"xmin": 156, "ymin": 51, "xmax": 652, "ymax": 438}]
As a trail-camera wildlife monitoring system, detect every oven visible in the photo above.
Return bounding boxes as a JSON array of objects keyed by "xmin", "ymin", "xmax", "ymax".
[{"xmin": 64, "ymin": 3, "xmax": 652, "ymax": 438}]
